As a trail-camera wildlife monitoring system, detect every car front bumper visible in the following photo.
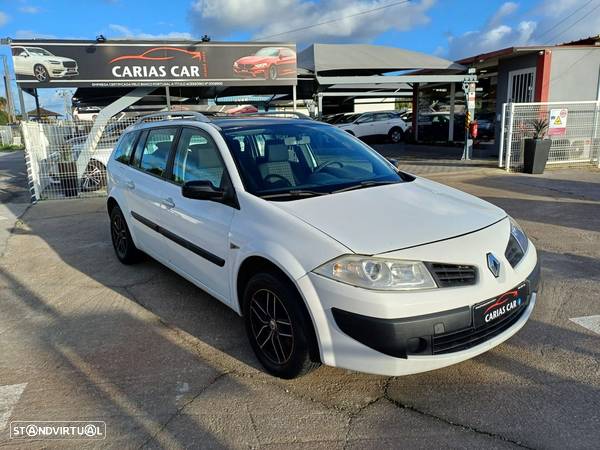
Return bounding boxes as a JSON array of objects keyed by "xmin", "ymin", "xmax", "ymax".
[
  {"xmin": 51, "ymin": 67, "xmax": 79, "ymax": 77},
  {"xmin": 296, "ymin": 219, "xmax": 540, "ymax": 376},
  {"xmin": 233, "ymin": 67, "xmax": 266, "ymax": 78}
]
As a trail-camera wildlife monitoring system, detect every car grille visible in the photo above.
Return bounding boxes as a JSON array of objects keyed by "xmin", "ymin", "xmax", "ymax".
[
  {"xmin": 427, "ymin": 263, "xmax": 477, "ymax": 288},
  {"xmin": 505, "ymin": 234, "xmax": 525, "ymax": 267},
  {"xmin": 239, "ymin": 64, "xmax": 254, "ymax": 70},
  {"xmin": 432, "ymin": 302, "xmax": 528, "ymax": 354},
  {"xmin": 62, "ymin": 61, "xmax": 77, "ymax": 68}
]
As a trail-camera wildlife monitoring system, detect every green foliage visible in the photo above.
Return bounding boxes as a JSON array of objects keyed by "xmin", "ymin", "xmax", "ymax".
[
  {"xmin": 529, "ymin": 118, "xmax": 548, "ymax": 139},
  {"xmin": 0, "ymin": 110, "xmax": 8, "ymax": 125}
]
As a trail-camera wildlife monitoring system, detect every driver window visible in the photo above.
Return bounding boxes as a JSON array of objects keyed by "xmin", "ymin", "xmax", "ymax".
[
  {"xmin": 357, "ymin": 114, "xmax": 373, "ymax": 123},
  {"xmin": 171, "ymin": 128, "xmax": 225, "ymax": 188}
]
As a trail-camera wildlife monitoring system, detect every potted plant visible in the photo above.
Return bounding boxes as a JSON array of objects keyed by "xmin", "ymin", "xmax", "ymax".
[{"xmin": 523, "ymin": 119, "xmax": 551, "ymax": 174}]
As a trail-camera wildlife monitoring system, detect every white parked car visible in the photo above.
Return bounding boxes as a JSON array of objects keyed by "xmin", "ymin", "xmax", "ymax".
[
  {"xmin": 336, "ymin": 111, "xmax": 409, "ymax": 143},
  {"xmin": 11, "ymin": 46, "xmax": 78, "ymax": 82},
  {"xmin": 107, "ymin": 112, "xmax": 540, "ymax": 379}
]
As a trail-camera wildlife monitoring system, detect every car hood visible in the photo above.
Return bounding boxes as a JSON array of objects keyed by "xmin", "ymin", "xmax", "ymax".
[
  {"xmin": 236, "ymin": 56, "xmax": 273, "ymax": 65},
  {"xmin": 45, "ymin": 56, "xmax": 75, "ymax": 63},
  {"xmin": 273, "ymin": 178, "xmax": 506, "ymax": 255}
]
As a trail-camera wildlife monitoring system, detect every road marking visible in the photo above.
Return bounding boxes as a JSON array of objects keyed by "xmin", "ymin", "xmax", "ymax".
[
  {"xmin": 570, "ymin": 315, "xmax": 600, "ymax": 335},
  {"xmin": 0, "ymin": 383, "xmax": 27, "ymax": 431}
]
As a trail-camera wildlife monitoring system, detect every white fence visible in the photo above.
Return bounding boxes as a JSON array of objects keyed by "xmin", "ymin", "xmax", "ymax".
[
  {"xmin": 500, "ymin": 101, "xmax": 600, "ymax": 172},
  {"xmin": 21, "ymin": 116, "xmax": 142, "ymax": 201}
]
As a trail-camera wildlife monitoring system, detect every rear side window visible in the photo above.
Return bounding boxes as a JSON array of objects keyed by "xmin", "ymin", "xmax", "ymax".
[
  {"xmin": 113, "ymin": 131, "xmax": 139, "ymax": 164},
  {"xmin": 139, "ymin": 127, "xmax": 177, "ymax": 177}
]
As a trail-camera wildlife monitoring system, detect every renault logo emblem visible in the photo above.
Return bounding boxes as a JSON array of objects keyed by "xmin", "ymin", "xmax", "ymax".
[{"xmin": 487, "ymin": 253, "xmax": 501, "ymax": 278}]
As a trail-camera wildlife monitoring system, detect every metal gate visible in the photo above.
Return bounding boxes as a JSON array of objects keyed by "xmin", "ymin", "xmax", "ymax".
[
  {"xmin": 499, "ymin": 101, "xmax": 600, "ymax": 172},
  {"xmin": 20, "ymin": 115, "xmax": 142, "ymax": 201}
]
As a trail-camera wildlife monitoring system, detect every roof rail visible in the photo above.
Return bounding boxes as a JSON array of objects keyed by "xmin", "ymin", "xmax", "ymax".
[
  {"xmin": 226, "ymin": 111, "xmax": 313, "ymax": 120},
  {"xmin": 135, "ymin": 111, "xmax": 211, "ymax": 124}
]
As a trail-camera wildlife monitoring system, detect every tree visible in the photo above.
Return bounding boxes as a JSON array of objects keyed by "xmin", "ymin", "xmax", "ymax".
[
  {"xmin": 0, "ymin": 110, "xmax": 8, "ymax": 125},
  {"xmin": 0, "ymin": 96, "xmax": 6, "ymax": 112}
]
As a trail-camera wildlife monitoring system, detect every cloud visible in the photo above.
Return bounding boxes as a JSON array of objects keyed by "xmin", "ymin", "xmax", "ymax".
[
  {"xmin": 14, "ymin": 29, "xmax": 57, "ymax": 39},
  {"xmin": 108, "ymin": 24, "xmax": 192, "ymax": 40},
  {"xmin": 530, "ymin": 0, "xmax": 600, "ymax": 44},
  {"xmin": 188, "ymin": 0, "xmax": 436, "ymax": 44},
  {"xmin": 444, "ymin": 2, "xmax": 536, "ymax": 59},
  {"xmin": 0, "ymin": 11, "xmax": 8, "ymax": 27},
  {"xmin": 19, "ymin": 6, "xmax": 40, "ymax": 14}
]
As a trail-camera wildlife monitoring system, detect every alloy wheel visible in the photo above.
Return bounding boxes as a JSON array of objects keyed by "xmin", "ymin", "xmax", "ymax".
[
  {"xmin": 81, "ymin": 165, "xmax": 104, "ymax": 191},
  {"xmin": 34, "ymin": 65, "xmax": 49, "ymax": 82},
  {"xmin": 391, "ymin": 129, "xmax": 403, "ymax": 143},
  {"xmin": 249, "ymin": 288, "xmax": 294, "ymax": 365},
  {"xmin": 111, "ymin": 213, "xmax": 128, "ymax": 258},
  {"xmin": 269, "ymin": 65, "xmax": 278, "ymax": 80}
]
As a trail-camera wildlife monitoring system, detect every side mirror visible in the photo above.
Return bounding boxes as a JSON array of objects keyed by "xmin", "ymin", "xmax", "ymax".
[{"xmin": 182, "ymin": 180, "xmax": 225, "ymax": 201}]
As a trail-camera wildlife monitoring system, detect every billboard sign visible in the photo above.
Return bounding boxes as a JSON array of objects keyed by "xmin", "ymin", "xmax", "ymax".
[{"xmin": 9, "ymin": 40, "xmax": 297, "ymax": 88}]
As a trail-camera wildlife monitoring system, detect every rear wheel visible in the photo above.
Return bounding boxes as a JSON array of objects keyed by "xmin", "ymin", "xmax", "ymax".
[
  {"xmin": 243, "ymin": 272, "xmax": 320, "ymax": 379},
  {"xmin": 110, "ymin": 205, "xmax": 141, "ymax": 264},
  {"xmin": 268, "ymin": 65, "xmax": 278, "ymax": 80},
  {"xmin": 388, "ymin": 127, "xmax": 404, "ymax": 143},
  {"xmin": 81, "ymin": 160, "xmax": 107, "ymax": 192}
]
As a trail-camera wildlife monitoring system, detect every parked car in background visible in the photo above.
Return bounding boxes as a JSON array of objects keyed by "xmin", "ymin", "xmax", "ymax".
[
  {"xmin": 11, "ymin": 46, "xmax": 78, "ymax": 82},
  {"xmin": 417, "ymin": 112, "xmax": 465, "ymax": 142},
  {"xmin": 475, "ymin": 112, "xmax": 496, "ymax": 141},
  {"xmin": 336, "ymin": 111, "xmax": 409, "ymax": 143},
  {"xmin": 233, "ymin": 47, "xmax": 296, "ymax": 80},
  {"xmin": 106, "ymin": 112, "xmax": 540, "ymax": 379}
]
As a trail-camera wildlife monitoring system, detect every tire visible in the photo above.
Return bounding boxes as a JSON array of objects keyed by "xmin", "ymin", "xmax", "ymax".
[
  {"xmin": 81, "ymin": 160, "xmax": 107, "ymax": 192},
  {"xmin": 268, "ymin": 65, "xmax": 278, "ymax": 80},
  {"xmin": 388, "ymin": 127, "xmax": 404, "ymax": 143},
  {"xmin": 243, "ymin": 272, "xmax": 320, "ymax": 379},
  {"xmin": 33, "ymin": 64, "xmax": 50, "ymax": 82},
  {"xmin": 110, "ymin": 205, "xmax": 141, "ymax": 265}
]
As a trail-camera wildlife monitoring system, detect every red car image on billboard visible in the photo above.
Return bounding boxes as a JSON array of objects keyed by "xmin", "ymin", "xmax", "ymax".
[{"xmin": 233, "ymin": 47, "xmax": 296, "ymax": 80}]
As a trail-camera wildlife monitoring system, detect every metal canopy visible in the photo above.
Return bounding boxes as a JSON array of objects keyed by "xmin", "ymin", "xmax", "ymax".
[
  {"xmin": 317, "ymin": 74, "xmax": 477, "ymax": 85},
  {"xmin": 298, "ymin": 43, "xmax": 465, "ymax": 74}
]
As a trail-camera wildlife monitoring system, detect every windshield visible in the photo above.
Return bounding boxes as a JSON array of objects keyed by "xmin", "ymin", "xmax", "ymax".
[
  {"xmin": 336, "ymin": 114, "xmax": 360, "ymax": 124},
  {"xmin": 255, "ymin": 48, "xmax": 280, "ymax": 57},
  {"xmin": 26, "ymin": 47, "xmax": 53, "ymax": 56},
  {"xmin": 222, "ymin": 122, "xmax": 404, "ymax": 199}
]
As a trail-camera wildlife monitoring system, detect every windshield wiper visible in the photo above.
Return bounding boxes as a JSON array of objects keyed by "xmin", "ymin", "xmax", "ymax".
[
  {"xmin": 260, "ymin": 189, "xmax": 330, "ymax": 199},
  {"xmin": 332, "ymin": 180, "xmax": 398, "ymax": 194}
]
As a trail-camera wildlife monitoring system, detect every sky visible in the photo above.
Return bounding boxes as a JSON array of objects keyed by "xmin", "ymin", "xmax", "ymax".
[{"xmin": 1, "ymin": 0, "xmax": 599, "ymax": 114}]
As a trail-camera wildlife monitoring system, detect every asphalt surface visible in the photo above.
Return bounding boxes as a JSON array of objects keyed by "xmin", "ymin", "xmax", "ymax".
[{"xmin": 0, "ymin": 157, "xmax": 599, "ymax": 449}]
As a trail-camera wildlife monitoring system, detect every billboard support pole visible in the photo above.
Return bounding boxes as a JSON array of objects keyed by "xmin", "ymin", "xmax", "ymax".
[
  {"xmin": 34, "ymin": 89, "xmax": 41, "ymax": 120},
  {"xmin": 18, "ymin": 86, "xmax": 27, "ymax": 121},
  {"xmin": 165, "ymin": 86, "xmax": 171, "ymax": 111},
  {"xmin": 292, "ymin": 85, "xmax": 297, "ymax": 112}
]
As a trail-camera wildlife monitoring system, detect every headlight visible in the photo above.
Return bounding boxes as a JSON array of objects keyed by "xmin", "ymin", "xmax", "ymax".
[
  {"xmin": 48, "ymin": 60, "xmax": 61, "ymax": 64},
  {"xmin": 255, "ymin": 63, "xmax": 268, "ymax": 68},
  {"xmin": 313, "ymin": 255, "xmax": 437, "ymax": 291},
  {"xmin": 509, "ymin": 217, "xmax": 528, "ymax": 253},
  {"xmin": 233, "ymin": 61, "xmax": 238, "ymax": 67}
]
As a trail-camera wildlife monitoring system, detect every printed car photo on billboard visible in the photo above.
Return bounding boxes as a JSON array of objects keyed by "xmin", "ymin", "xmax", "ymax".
[
  {"xmin": 11, "ymin": 45, "xmax": 79, "ymax": 82},
  {"xmin": 233, "ymin": 46, "xmax": 296, "ymax": 80}
]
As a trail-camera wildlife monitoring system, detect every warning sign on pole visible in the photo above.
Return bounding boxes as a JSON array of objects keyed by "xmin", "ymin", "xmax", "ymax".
[{"xmin": 548, "ymin": 108, "xmax": 568, "ymax": 136}]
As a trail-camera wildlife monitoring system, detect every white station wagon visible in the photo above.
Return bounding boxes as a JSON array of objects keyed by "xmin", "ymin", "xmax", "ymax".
[{"xmin": 107, "ymin": 112, "xmax": 540, "ymax": 379}]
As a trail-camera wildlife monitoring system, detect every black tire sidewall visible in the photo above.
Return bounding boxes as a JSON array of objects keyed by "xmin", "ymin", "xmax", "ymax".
[
  {"xmin": 243, "ymin": 272, "xmax": 314, "ymax": 379},
  {"xmin": 389, "ymin": 127, "xmax": 404, "ymax": 143},
  {"xmin": 110, "ymin": 205, "xmax": 138, "ymax": 264}
]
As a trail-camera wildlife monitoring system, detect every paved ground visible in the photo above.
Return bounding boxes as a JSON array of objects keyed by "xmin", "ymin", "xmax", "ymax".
[{"xmin": 0, "ymin": 153, "xmax": 599, "ymax": 448}]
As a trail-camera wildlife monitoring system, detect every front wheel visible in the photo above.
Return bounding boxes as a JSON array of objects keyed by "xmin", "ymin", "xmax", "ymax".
[
  {"xmin": 33, "ymin": 64, "xmax": 50, "ymax": 82},
  {"xmin": 243, "ymin": 272, "xmax": 320, "ymax": 379}
]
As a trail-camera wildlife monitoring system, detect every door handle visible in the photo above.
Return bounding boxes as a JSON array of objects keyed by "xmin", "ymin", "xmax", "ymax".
[
  {"xmin": 161, "ymin": 197, "xmax": 175, "ymax": 209},
  {"xmin": 126, "ymin": 180, "xmax": 135, "ymax": 190}
]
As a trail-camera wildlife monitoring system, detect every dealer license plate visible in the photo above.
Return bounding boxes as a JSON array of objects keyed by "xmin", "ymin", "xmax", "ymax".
[{"xmin": 473, "ymin": 282, "xmax": 529, "ymax": 328}]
